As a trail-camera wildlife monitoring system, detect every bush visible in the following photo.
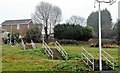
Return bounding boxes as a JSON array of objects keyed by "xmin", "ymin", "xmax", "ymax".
[
  {"xmin": 57, "ymin": 39, "xmax": 89, "ymax": 45},
  {"xmin": 54, "ymin": 24, "xmax": 93, "ymax": 41},
  {"xmin": 12, "ymin": 32, "xmax": 21, "ymax": 43},
  {"xmin": 58, "ymin": 39, "xmax": 78, "ymax": 45},
  {"xmin": 102, "ymin": 39, "xmax": 117, "ymax": 45},
  {"xmin": 2, "ymin": 32, "xmax": 20, "ymax": 45},
  {"xmin": 26, "ymin": 25, "xmax": 42, "ymax": 43}
]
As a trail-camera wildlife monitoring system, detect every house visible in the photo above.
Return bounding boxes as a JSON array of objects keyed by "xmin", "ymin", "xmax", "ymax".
[{"xmin": 1, "ymin": 19, "xmax": 42, "ymax": 38}]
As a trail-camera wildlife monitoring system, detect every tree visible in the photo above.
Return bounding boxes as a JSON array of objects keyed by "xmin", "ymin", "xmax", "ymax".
[
  {"xmin": 101, "ymin": 24, "xmax": 112, "ymax": 39},
  {"xmin": 87, "ymin": 8, "xmax": 112, "ymax": 38},
  {"xmin": 49, "ymin": 6, "xmax": 62, "ymax": 34},
  {"xmin": 87, "ymin": 11, "xmax": 98, "ymax": 37},
  {"xmin": 66, "ymin": 15, "xmax": 86, "ymax": 26},
  {"xmin": 32, "ymin": 2, "xmax": 62, "ymax": 41},
  {"xmin": 117, "ymin": 20, "xmax": 120, "ymax": 43}
]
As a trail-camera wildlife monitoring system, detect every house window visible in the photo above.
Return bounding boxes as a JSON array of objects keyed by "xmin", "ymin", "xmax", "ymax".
[
  {"xmin": 28, "ymin": 25, "xmax": 29, "ymax": 28},
  {"xmin": 17, "ymin": 24, "xmax": 20, "ymax": 29}
]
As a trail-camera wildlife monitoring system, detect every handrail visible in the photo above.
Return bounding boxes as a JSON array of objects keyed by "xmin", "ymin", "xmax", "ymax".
[
  {"xmin": 31, "ymin": 40, "xmax": 36, "ymax": 48},
  {"xmin": 101, "ymin": 49, "xmax": 114, "ymax": 70},
  {"xmin": 102, "ymin": 49, "xmax": 113, "ymax": 59},
  {"xmin": 14, "ymin": 40, "xmax": 19, "ymax": 45},
  {"xmin": 82, "ymin": 47, "xmax": 94, "ymax": 58},
  {"xmin": 55, "ymin": 41, "xmax": 68, "ymax": 60},
  {"xmin": 21, "ymin": 39, "xmax": 26, "ymax": 50},
  {"xmin": 43, "ymin": 41, "xmax": 53, "ymax": 59},
  {"xmin": 82, "ymin": 47, "xmax": 94, "ymax": 71},
  {"xmin": 82, "ymin": 54, "xmax": 93, "ymax": 64}
]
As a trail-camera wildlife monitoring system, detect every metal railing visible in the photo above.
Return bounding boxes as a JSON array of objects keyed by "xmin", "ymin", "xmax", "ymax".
[
  {"xmin": 101, "ymin": 49, "xmax": 114, "ymax": 70},
  {"xmin": 31, "ymin": 40, "xmax": 36, "ymax": 49},
  {"xmin": 55, "ymin": 41, "xmax": 68, "ymax": 60},
  {"xmin": 21, "ymin": 39, "xmax": 26, "ymax": 50},
  {"xmin": 14, "ymin": 40, "xmax": 19, "ymax": 46},
  {"xmin": 43, "ymin": 41, "xmax": 53, "ymax": 59},
  {"xmin": 82, "ymin": 47, "xmax": 94, "ymax": 71}
]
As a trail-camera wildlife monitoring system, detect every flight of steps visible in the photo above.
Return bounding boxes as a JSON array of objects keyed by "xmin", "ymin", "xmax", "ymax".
[
  {"xmin": 51, "ymin": 48, "xmax": 65, "ymax": 60},
  {"xmin": 86, "ymin": 60, "xmax": 118, "ymax": 73},
  {"xmin": 94, "ymin": 60, "xmax": 112, "ymax": 71}
]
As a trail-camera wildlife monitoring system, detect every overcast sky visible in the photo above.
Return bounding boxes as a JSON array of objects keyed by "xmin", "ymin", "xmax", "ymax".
[{"xmin": 0, "ymin": 0, "xmax": 119, "ymax": 24}]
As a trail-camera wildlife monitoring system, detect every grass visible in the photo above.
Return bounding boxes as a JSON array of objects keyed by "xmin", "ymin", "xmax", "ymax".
[
  {"xmin": 1, "ymin": 44, "xmax": 120, "ymax": 72},
  {"xmin": 2, "ymin": 45, "xmax": 54, "ymax": 71}
]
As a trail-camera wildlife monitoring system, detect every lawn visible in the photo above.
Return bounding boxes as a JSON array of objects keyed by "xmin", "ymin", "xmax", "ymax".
[{"xmin": 1, "ymin": 44, "xmax": 120, "ymax": 72}]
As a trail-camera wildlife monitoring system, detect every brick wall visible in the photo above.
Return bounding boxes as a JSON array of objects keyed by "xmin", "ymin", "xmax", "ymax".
[{"xmin": 2, "ymin": 24, "xmax": 34, "ymax": 37}]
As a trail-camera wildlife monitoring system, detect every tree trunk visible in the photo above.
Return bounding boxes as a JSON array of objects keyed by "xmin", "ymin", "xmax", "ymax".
[
  {"xmin": 50, "ymin": 23, "xmax": 51, "ymax": 35},
  {"xmin": 44, "ymin": 20, "xmax": 49, "ymax": 43}
]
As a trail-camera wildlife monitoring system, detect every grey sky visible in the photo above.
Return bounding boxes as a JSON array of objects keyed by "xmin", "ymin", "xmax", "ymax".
[{"xmin": 0, "ymin": 0, "xmax": 119, "ymax": 24}]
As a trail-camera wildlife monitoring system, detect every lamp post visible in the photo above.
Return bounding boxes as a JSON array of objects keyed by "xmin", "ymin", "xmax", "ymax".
[
  {"xmin": 95, "ymin": 0, "xmax": 116, "ymax": 71},
  {"xmin": 98, "ymin": 1, "xmax": 102, "ymax": 71}
]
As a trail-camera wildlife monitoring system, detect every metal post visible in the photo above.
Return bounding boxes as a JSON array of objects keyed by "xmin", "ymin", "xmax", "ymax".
[
  {"xmin": 10, "ymin": 24, "xmax": 12, "ymax": 45},
  {"xmin": 98, "ymin": 2, "xmax": 102, "ymax": 71},
  {"xmin": 42, "ymin": 21, "xmax": 44, "ymax": 49},
  {"xmin": 95, "ymin": 0, "xmax": 115, "ymax": 71}
]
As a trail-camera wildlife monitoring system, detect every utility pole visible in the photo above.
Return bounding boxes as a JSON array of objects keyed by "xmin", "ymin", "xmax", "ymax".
[{"xmin": 94, "ymin": 0, "xmax": 116, "ymax": 71}]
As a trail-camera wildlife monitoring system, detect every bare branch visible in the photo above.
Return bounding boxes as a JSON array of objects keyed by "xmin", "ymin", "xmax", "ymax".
[
  {"xmin": 31, "ymin": 2, "xmax": 62, "ymax": 40},
  {"xmin": 66, "ymin": 15, "xmax": 86, "ymax": 26}
]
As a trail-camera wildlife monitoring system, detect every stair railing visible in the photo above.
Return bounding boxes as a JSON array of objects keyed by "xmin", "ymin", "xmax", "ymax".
[
  {"xmin": 21, "ymin": 39, "xmax": 26, "ymax": 50},
  {"xmin": 55, "ymin": 41, "xmax": 68, "ymax": 60},
  {"xmin": 101, "ymin": 49, "xmax": 114, "ymax": 70},
  {"xmin": 43, "ymin": 41, "xmax": 53, "ymax": 59},
  {"xmin": 31, "ymin": 40, "xmax": 36, "ymax": 49},
  {"xmin": 82, "ymin": 47, "xmax": 94, "ymax": 71}
]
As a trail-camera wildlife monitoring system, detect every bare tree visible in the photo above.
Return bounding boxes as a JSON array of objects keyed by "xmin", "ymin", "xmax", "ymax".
[
  {"xmin": 32, "ymin": 2, "xmax": 62, "ymax": 41},
  {"xmin": 49, "ymin": 6, "xmax": 62, "ymax": 34},
  {"xmin": 66, "ymin": 15, "xmax": 86, "ymax": 26}
]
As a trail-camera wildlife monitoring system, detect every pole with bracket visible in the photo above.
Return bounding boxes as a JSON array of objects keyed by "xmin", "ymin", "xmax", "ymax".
[
  {"xmin": 94, "ymin": 0, "xmax": 116, "ymax": 71},
  {"xmin": 98, "ymin": 1, "xmax": 102, "ymax": 71}
]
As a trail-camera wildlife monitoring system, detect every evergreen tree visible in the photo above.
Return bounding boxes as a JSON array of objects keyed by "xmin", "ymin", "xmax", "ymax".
[{"xmin": 87, "ymin": 8, "xmax": 112, "ymax": 38}]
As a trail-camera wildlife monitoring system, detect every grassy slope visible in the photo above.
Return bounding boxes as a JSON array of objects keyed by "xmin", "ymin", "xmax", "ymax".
[
  {"xmin": 2, "ymin": 44, "xmax": 120, "ymax": 71},
  {"xmin": 2, "ymin": 45, "xmax": 57, "ymax": 71}
]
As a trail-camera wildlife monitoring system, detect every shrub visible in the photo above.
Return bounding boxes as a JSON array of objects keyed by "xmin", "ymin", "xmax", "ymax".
[
  {"xmin": 54, "ymin": 24, "xmax": 93, "ymax": 41},
  {"xmin": 58, "ymin": 39, "xmax": 78, "ymax": 45},
  {"xmin": 2, "ymin": 32, "xmax": 20, "ymax": 45},
  {"xmin": 102, "ymin": 39, "xmax": 117, "ymax": 45},
  {"xmin": 57, "ymin": 39, "xmax": 89, "ymax": 45},
  {"xmin": 26, "ymin": 25, "xmax": 42, "ymax": 43}
]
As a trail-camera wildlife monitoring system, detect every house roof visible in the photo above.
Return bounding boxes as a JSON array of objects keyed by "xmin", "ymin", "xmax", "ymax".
[{"xmin": 2, "ymin": 19, "xmax": 32, "ymax": 25}]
